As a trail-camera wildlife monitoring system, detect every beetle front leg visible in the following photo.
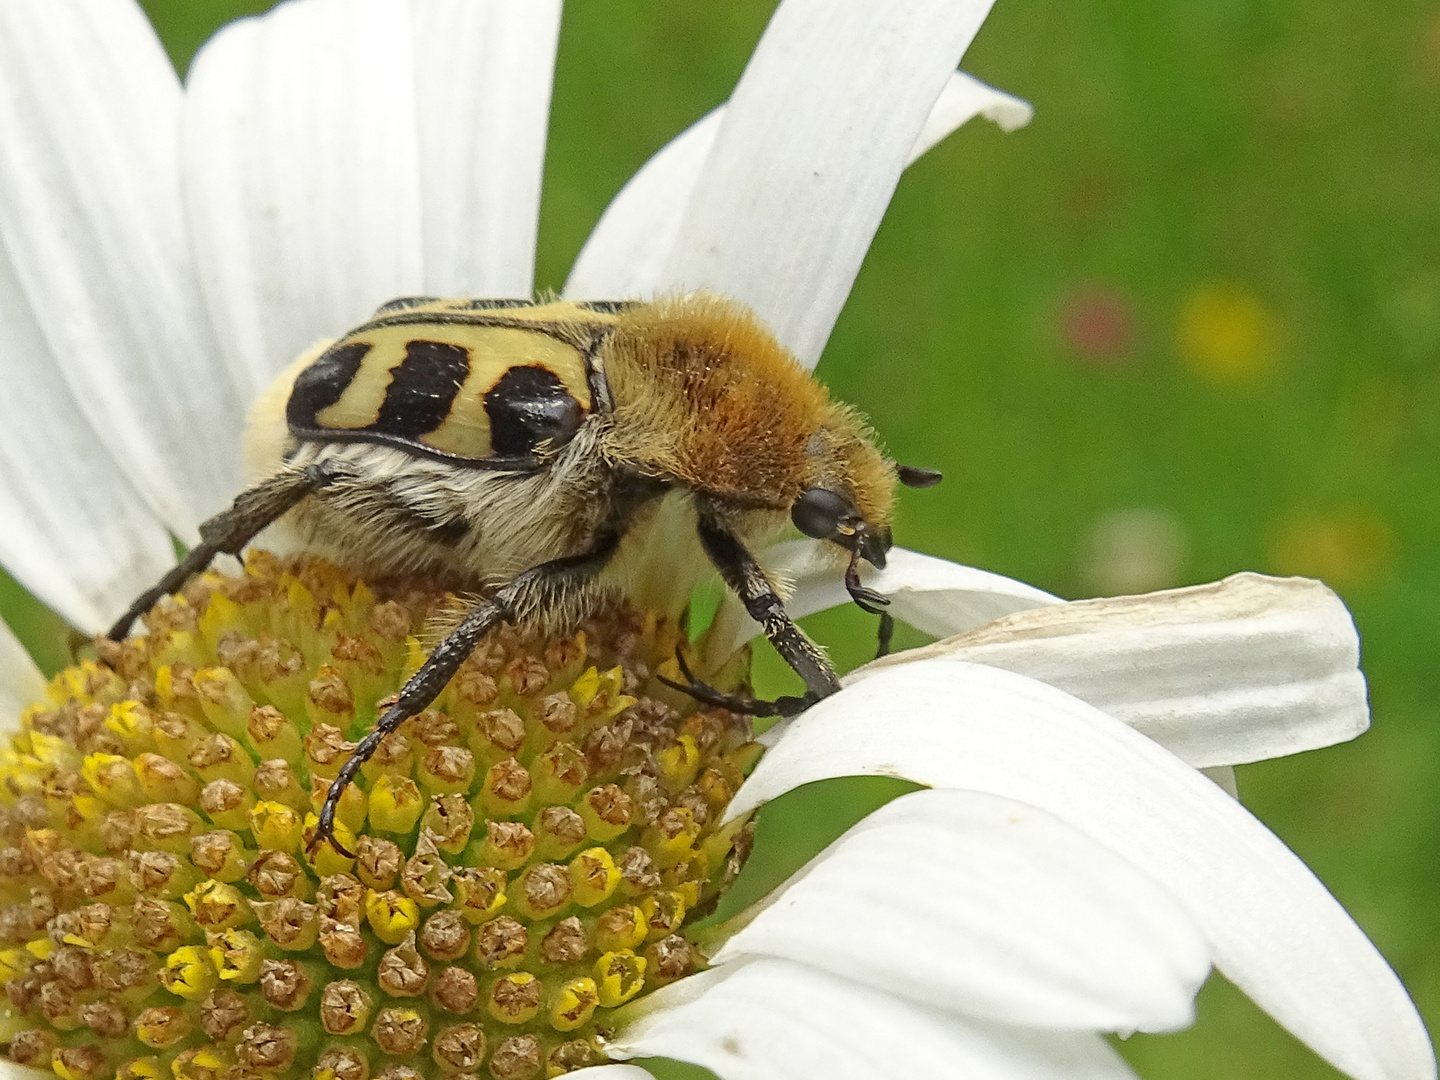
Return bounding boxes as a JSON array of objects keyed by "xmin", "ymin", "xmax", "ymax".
[{"xmin": 695, "ymin": 511, "xmax": 842, "ymax": 704}]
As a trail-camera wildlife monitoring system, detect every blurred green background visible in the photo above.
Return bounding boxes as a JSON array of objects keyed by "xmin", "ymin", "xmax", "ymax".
[{"xmin": 5, "ymin": 1, "xmax": 1436, "ymax": 1076}]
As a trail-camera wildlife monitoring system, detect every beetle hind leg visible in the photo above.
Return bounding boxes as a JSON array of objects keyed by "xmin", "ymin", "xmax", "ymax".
[
  {"xmin": 106, "ymin": 463, "xmax": 339, "ymax": 641},
  {"xmin": 309, "ymin": 524, "xmax": 626, "ymax": 858},
  {"xmin": 310, "ymin": 594, "xmax": 513, "ymax": 857},
  {"xmin": 875, "ymin": 612, "xmax": 896, "ymax": 659}
]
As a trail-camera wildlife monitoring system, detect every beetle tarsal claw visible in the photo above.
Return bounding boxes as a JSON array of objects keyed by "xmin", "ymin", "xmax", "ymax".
[{"xmin": 658, "ymin": 649, "xmax": 815, "ymax": 719}]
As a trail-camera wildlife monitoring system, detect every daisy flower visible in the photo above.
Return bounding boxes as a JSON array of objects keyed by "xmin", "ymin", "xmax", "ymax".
[{"xmin": 0, "ymin": 2, "xmax": 1431, "ymax": 1080}]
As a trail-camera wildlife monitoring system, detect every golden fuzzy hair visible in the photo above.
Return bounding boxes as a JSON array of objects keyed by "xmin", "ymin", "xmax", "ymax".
[{"xmin": 602, "ymin": 294, "xmax": 895, "ymax": 526}]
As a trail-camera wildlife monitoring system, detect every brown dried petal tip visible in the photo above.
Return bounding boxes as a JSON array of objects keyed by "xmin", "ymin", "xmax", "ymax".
[
  {"xmin": 433, "ymin": 1022, "xmax": 487, "ymax": 1071},
  {"xmin": 237, "ymin": 1021, "xmax": 298, "ymax": 1071},
  {"xmin": 319, "ymin": 979, "xmax": 372, "ymax": 1036},
  {"xmin": 259, "ymin": 958, "xmax": 313, "ymax": 1010},
  {"xmin": 377, "ymin": 933, "xmax": 431, "ymax": 997},
  {"xmin": 475, "ymin": 916, "xmax": 528, "ymax": 970},
  {"xmin": 372, "ymin": 1006, "xmax": 429, "ymax": 1055},
  {"xmin": 489, "ymin": 1034, "xmax": 542, "ymax": 1080},
  {"xmin": 314, "ymin": 1047, "xmax": 370, "ymax": 1080},
  {"xmin": 354, "ymin": 835, "xmax": 404, "ymax": 890},
  {"xmin": 419, "ymin": 909, "xmax": 471, "ymax": 962},
  {"xmin": 317, "ymin": 915, "xmax": 367, "ymax": 968},
  {"xmin": 541, "ymin": 916, "xmax": 589, "ymax": 964},
  {"xmin": 432, "ymin": 965, "xmax": 480, "ymax": 1014},
  {"xmin": 248, "ymin": 850, "xmax": 306, "ymax": 899},
  {"xmin": 53, "ymin": 1045, "xmax": 108, "ymax": 1080},
  {"xmin": 7, "ymin": 1030, "xmax": 58, "ymax": 1069},
  {"xmin": 198, "ymin": 988, "xmax": 250, "ymax": 1042}
]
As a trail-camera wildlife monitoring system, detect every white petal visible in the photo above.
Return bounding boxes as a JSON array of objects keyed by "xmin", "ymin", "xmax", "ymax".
[
  {"xmin": 0, "ymin": 619, "xmax": 46, "ymax": 728},
  {"xmin": 564, "ymin": 108, "xmax": 722, "ymax": 301},
  {"xmin": 710, "ymin": 788, "xmax": 1208, "ymax": 1033},
  {"xmin": 611, "ymin": 959, "xmax": 1136, "ymax": 1080},
  {"xmin": 566, "ymin": 70, "xmax": 1027, "ymax": 301},
  {"xmin": 0, "ymin": 241, "xmax": 175, "ymax": 633},
  {"xmin": 656, "ymin": 0, "xmax": 996, "ymax": 366},
  {"xmin": 854, "ymin": 573, "xmax": 1369, "ymax": 767},
  {"xmin": 912, "ymin": 71, "xmax": 1033, "ymax": 157},
  {"xmin": 0, "ymin": 1062, "xmax": 48, "ymax": 1080},
  {"xmin": 729, "ymin": 661, "xmax": 1435, "ymax": 1080},
  {"xmin": 0, "ymin": 0, "xmax": 244, "ymax": 537},
  {"xmin": 412, "ymin": 0, "xmax": 560, "ymax": 296},
  {"xmin": 704, "ymin": 540, "xmax": 1060, "ymax": 665},
  {"xmin": 183, "ymin": 0, "xmax": 425, "ymax": 399},
  {"xmin": 562, "ymin": 1070, "xmax": 654, "ymax": 1080}
]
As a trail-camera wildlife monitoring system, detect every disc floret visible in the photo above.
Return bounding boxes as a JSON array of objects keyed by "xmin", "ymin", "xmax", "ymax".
[{"xmin": 0, "ymin": 555, "xmax": 759, "ymax": 1079}]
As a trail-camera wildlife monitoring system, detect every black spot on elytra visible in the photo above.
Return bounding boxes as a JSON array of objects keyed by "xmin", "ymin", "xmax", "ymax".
[
  {"xmin": 370, "ymin": 339, "xmax": 471, "ymax": 440},
  {"xmin": 485, "ymin": 365, "xmax": 584, "ymax": 457},
  {"xmin": 287, "ymin": 341, "xmax": 371, "ymax": 431}
]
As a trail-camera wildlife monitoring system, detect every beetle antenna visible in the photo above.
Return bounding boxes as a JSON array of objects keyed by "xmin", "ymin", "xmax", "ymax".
[{"xmin": 897, "ymin": 464, "xmax": 943, "ymax": 489}]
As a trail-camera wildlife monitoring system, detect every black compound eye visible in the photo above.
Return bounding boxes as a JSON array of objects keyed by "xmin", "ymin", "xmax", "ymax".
[{"xmin": 791, "ymin": 487, "xmax": 850, "ymax": 540}]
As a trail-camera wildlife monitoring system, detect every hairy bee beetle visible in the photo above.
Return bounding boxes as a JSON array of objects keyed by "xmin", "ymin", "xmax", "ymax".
[{"xmin": 108, "ymin": 294, "xmax": 941, "ymax": 855}]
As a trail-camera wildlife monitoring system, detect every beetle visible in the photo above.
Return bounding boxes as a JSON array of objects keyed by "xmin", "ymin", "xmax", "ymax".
[{"xmin": 108, "ymin": 293, "xmax": 940, "ymax": 855}]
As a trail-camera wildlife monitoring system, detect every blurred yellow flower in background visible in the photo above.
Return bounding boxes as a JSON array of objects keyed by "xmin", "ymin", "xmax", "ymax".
[
  {"xmin": 1270, "ymin": 510, "xmax": 1397, "ymax": 591},
  {"xmin": 1176, "ymin": 282, "xmax": 1282, "ymax": 383}
]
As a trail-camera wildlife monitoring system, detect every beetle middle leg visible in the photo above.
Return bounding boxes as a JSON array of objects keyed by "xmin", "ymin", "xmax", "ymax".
[
  {"xmin": 309, "ymin": 528, "xmax": 624, "ymax": 858},
  {"xmin": 875, "ymin": 612, "xmax": 896, "ymax": 659},
  {"xmin": 658, "ymin": 649, "xmax": 817, "ymax": 718}
]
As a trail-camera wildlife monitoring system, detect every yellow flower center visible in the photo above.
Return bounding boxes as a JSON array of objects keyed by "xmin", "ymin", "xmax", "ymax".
[{"xmin": 0, "ymin": 554, "xmax": 759, "ymax": 1080}]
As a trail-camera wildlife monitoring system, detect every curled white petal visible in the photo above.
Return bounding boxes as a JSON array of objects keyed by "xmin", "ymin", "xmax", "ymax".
[
  {"xmin": 855, "ymin": 572, "xmax": 1369, "ymax": 767},
  {"xmin": 412, "ymin": 0, "xmax": 560, "ymax": 296},
  {"xmin": 0, "ymin": 0, "xmax": 243, "ymax": 537},
  {"xmin": 566, "ymin": 70, "xmax": 1029, "ymax": 302},
  {"xmin": 912, "ymin": 71, "xmax": 1033, "ymax": 156},
  {"xmin": 183, "ymin": 0, "xmax": 425, "ymax": 399},
  {"xmin": 611, "ymin": 959, "xmax": 1137, "ymax": 1080},
  {"xmin": 729, "ymin": 661, "xmax": 1434, "ymax": 1080},
  {"xmin": 655, "ymin": 0, "xmax": 998, "ymax": 366},
  {"xmin": 710, "ymin": 788, "xmax": 1209, "ymax": 1033}
]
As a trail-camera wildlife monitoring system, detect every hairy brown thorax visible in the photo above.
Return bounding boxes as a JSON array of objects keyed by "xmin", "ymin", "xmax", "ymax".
[{"xmin": 603, "ymin": 296, "xmax": 895, "ymax": 528}]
